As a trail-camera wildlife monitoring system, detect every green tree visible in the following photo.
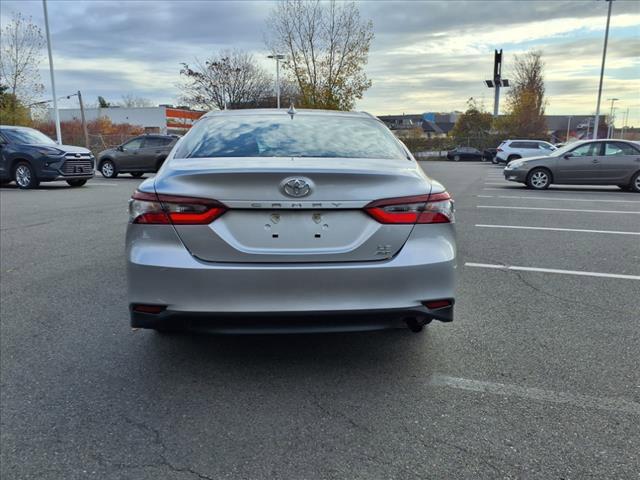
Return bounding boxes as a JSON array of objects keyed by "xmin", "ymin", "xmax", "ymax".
[
  {"xmin": 97, "ymin": 96, "xmax": 111, "ymax": 108},
  {"xmin": 495, "ymin": 50, "xmax": 547, "ymax": 138},
  {"xmin": 0, "ymin": 84, "xmax": 32, "ymax": 125},
  {"xmin": 450, "ymin": 98, "xmax": 493, "ymax": 139},
  {"xmin": 266, "ymin": 0, "xmax": 374, "ymax": 110}
]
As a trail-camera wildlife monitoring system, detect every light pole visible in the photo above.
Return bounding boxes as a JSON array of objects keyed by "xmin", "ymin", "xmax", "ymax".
[
  {"xmin": 593, "ymin": 0, "xmax": 614, "ymax": 139},
  {"xmin": 566, "ymin": 116, "xmax": 572, "ymax": 143},
  {"xmin": 606, "ymin": 98, "xmax": 618, "ymax": 138},
  {"xmin": 268, "ymin": 54, "xmax": 285, "ymax": 109},
  {"xmin": 43, "ymin": 0, "xmax": 61, "ymax": 144}
]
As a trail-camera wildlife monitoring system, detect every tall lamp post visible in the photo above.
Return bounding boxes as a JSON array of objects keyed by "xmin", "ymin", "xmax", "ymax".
[
  {"xmin": 268, "ymin": 54, "xmax": 285, "ymax": 109},
  {"xmin": 606, "ymin": 98, "xmax": 618, "ymax": 138},
  {"xmin": 43, "ymin": 0, "xmax": 61, "ymax": 144},
  {"xmin": 593, "ymin": 0, "xmax": 614, "ymax": 139},
  {"xmin": 484, "ymin": 49, "xmax": 509, "ymax": 117}
]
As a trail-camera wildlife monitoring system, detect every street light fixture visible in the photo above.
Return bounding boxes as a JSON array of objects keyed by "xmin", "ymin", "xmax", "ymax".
[
  {"xmin": 268, "ymin": 54, "xmax": 285, "ymax": 109},
  {"xmin": 484, "ymin": 49, "xmax": 509, "ymax": 117},
  {"xmin": 593, "ymin": 0, "xmax": 614, "ymax": 139}
]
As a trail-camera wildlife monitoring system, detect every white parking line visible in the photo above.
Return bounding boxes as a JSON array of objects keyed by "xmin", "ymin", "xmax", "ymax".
[
  {"xmin": 475, "ymin": 224, "xmax": 640, "ymax": 236},
  {"xmin": 478, "ymin": 194, "xmax": 640, "ymax": 204},
  {"xmin": 430, "ymin": 375, "xmax": 640, "ymax": 415},
  {"xmin": 477, "ymin": 205, "xmax": 640, "ymax": 214},
  {"xmin": 465, "ymin": 262, "xmax": 640, "ymax": 280}
]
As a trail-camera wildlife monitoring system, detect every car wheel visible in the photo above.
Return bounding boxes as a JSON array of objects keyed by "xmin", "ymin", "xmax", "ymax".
[
  {"xmin": 100, "ymin": 160, "xmax": 117, "ymax": 178},
  {"xmin": 491, "ymin": 157, "xmax": 498, "ymax": 164},
  {"xmin": 130, "ymin": 172, "xmax": 144, "ymax": 178},
  {"xmin": 527, "ymin": 168, "xmax": 551, "ymax": 190},
  {"xmin": 630, "ymin": 171, "xmax": 640, "ymax": 193},
  {"xmin": 14, "ymin": 162, "xmax": 40, "ymax": 189},
  {"xmin": 507, "ymin": 155, "xmax": 521, "ymax": 162},
  {"xmin": 66, "ymin": 179, "xmax": 87, "ymax": 187},
  {"xmin": 453, "ymin": 155, "xmax": 460, "ymax": 162}
]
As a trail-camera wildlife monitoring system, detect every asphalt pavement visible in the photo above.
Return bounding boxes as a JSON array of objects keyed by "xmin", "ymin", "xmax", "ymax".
[{"xmin": 1, "ymin": 163, "xmax": 639, "ymax": 479}]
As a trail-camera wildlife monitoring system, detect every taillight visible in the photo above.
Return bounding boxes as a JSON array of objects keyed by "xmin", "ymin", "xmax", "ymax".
[
  {"xmin": 497, "ymin": 148, "xmax": 503, "ymax": 152},
  {"xmin": 129, "ymin": 190, "xmax": 226, "ymax": 225},
  {"xmin": 365, "ymin": 192, "xmax": 454, "ymax": 224}
]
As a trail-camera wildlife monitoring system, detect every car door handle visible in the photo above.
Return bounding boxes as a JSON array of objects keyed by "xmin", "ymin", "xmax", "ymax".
[{"xmin": 592, "ymin": 159, "xmax": 599, "ymax": 163}]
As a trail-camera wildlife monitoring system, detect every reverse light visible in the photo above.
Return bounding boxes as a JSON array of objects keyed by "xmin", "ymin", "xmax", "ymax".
[
  {"xmin": 365, "ymin": 192, "xmax": 454, "ymax": 224},
  {"xmin": 129, "ymin": 190, "xmax": 226, "ymax": 225},
  {"xmin": 424, "ymin": 299, "xmax": 453, "ymax": 309}
]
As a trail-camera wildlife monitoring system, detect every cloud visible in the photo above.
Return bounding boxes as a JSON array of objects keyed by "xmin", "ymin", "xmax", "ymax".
[{"xmin": 2, "ymin": 0, "xmax": 639, "ymax": 124}]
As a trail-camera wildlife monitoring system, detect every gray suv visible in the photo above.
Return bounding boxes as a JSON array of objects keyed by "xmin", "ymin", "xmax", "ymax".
[{"xmin": 97, "ymin": 134, "xmax": 178, "ymax": 178}]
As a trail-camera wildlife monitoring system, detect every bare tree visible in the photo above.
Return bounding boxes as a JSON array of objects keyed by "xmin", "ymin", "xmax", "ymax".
[
  {"xmin": 119, "ymin": 94, "xmax": 154, "ymax": 108},
  {"xmin": 497, "ymin": 51, "xmax": 547, "ymax": 138},
  {"xmin": 179, "ymin": 50, "xmax": 273, "ymax": 110},
  {"xmin": 266, "ymin": 0, "xmax": 374, "ymax": 110},
  {"xmin": 0, "ymin": 12, "xmax": 45, "ymax": 109}
]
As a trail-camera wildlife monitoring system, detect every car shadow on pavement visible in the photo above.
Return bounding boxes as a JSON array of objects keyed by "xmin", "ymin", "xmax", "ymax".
[{"xmin": 136, "ymin": 328, "xmax": 442, "ymax": 378}]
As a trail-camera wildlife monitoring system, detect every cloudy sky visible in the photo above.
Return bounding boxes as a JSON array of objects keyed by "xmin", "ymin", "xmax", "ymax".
[{"xmin": 2, "ymin": 0, "xmax": 639, "ymax": 124}]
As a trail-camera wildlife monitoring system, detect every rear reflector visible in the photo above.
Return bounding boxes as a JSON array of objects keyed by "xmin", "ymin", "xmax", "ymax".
[
  {"xmin": 132, "ymin": 304, "xmax": 166, "ymax": 314},
  {"xmin": 129, "ymin": 190, "xmax": 226, "ymax": 225},
  {"xmin": 423, "ymin": 299, "xmax": 453, "ymax": 309},
  {"xmin": 365, "ymin": 192, "xmax": 454, "ymax": 224}
]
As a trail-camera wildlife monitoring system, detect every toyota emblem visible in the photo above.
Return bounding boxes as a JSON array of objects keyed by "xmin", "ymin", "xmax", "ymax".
[{"xmin": 280, "ymin": 177, "xmax": 313, "ymax": 198}]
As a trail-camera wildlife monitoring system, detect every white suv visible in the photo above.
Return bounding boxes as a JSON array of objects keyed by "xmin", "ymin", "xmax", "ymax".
[{"xmin": 495, "ymin": 139, "xmax": 556, "ymax": 164}]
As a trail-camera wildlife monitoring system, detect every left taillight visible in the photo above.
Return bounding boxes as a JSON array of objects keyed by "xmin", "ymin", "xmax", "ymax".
[
  {"xmin": 365, "ymin": 192, "xmax": 454, "ymax": 224},
  {"xmin": 128, "ymin": 190, "xmax": 226, "ymax": 225}
]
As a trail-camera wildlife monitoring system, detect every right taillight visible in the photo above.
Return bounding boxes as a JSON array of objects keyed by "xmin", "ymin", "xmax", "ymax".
[
  {"xmin": 128, "ymin": 190, "xmax": 226, "ymax": 225},
  {"xmin": 365, "ymin": 192, "xmax": 454, "ymax": 224}
]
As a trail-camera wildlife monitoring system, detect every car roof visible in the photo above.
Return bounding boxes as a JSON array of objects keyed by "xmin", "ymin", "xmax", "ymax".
[{"xmin": 202, "ymin": 108, "xmax": 374, "ymax": 120}]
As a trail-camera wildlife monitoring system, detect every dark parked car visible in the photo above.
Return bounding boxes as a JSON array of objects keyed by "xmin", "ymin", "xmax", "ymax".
[
  {"xmin": 97, "ymin": 134, "xmax": 178, "ymax": 178},
  {"xmin": 483, "ymin": 148, "xmax": 497, "ymax": 162},
  {"xmin": 504, "ymin": 139, "xmax": 640, "ymax": 192},
  {"xmin": 0, "ymin": 125, "xmax": 94, "ymax": 189},
  {"xmin": 446, "ymin": 146, "xmax": 483, "ymax": 161}
]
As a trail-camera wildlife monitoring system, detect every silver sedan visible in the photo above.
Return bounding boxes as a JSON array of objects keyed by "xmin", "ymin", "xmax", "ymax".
[
  {"xmin": 504, "ymin": 139, "xmax": 640, "ymax": 191},
  {"xmin": 126, "ymin": 109, "xmax": 456, "ymax": 334}
]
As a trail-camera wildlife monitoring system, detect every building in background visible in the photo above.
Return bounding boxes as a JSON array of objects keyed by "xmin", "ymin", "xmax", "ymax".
[
  {"xmin": 378, "ymin": 112, "xmax": 460, "ymax": 139},
  {"xmin": 48, "ymin": 105, "xmax": 205, "ymax": 134}
]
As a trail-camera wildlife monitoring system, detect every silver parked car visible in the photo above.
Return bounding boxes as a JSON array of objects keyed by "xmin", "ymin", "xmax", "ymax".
[
  {"xmin": 504, "ymin": 139, "xmax": 640, "ymax": 191},
  {"xmin": 126, "ymin": 109, "xmax": 456, "ymax": 334}
]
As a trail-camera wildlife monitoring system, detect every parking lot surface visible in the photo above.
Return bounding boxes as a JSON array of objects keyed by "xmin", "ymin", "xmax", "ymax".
[{"xmin": 1, "ymin": 163, "xmax": 639, "ymax": 479}]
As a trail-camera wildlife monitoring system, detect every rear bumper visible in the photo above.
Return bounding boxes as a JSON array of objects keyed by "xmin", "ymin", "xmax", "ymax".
[
  {"xmin": 130, "ymin": 304, "xmax": 454, "ymax": 333},
  {"xmin": 126, "ymin": 223, "xmax": 456, "ymax": 332}
]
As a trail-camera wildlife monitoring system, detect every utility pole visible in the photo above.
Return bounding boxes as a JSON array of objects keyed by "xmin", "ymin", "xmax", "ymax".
[
  {"xmin": 43, "ymin": 0, "xmax": 62, "ymax": 144},
  {"xmin": 268, "ymin": 54, "xmax": 285, "ymax": 108},
  {"xmin": 593, "ymin": 0, "xmax": 614, "ymax": 139},
  {"xmin": 77, "ymin": 90, "xmax": 89, "ymax": 149},
  {"xmin": 484, "ymin": 50, "xmax": 509, "ymax": 117},
  {"xmin": 606, "ymin": 98, "xmax": 618, "ymax": 138},
  {"xmin": 620, "ymin": 107, "xmax": 629, "ymax": 139},
  {"xmin": 566, "ymin": 116, "xmax": 572, "ymax": 143}
]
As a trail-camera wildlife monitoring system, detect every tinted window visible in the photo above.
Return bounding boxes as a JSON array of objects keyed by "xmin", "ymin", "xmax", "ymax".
[
  {"xmin": 174, "ymin": 114, "xmax": 407, "ymax": 160},
  {"xmin": 538, "ymin": 142, "xmax": 554, "ymax": 150},
  {"xmin": 144, "ymin": 137, "xmax": 170, "ymax": 148},
  {"xmin": 571, "ymin": 142, "xmax": 601, "ymax": 157},
  {"xmin": 1, "ymin": 128, "xmax": 56, "ymax": 145},
  {"xmin": 605, "ymin": 142, "xmax": 639, "ymax": 156},
  {"xmin": 123, "ymin": 138, "xmax": 144, "ymax": 150},
  {"xmin": 509, "ymin": 142, "xmax": 526, "ymax": 148}
]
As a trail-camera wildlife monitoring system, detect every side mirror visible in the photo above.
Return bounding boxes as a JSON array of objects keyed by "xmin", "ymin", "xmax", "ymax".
[
  {"xmin": 563, "ymin": 153, "xmax": 574, "ymax": 159},
  {"xmin": 117, "ymin": 145, "xmax": 124, "ymax": 152}
]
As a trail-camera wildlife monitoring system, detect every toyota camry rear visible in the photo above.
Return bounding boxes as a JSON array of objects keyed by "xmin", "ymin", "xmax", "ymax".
[{"xmin": 126, "ymin": 109, "xmax": 456, "ymax": 333}]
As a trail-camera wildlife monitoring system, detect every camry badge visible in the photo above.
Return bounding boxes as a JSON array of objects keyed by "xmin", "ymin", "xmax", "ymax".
[{"xmin": 280, "ymin": 177, "xmax": 313, "ymax": 198}]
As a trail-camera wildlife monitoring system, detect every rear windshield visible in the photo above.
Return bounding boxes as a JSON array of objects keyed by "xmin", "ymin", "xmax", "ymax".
[{"xmin": 173, "ymin": 114, "xmax": 407, "ymax": 160}]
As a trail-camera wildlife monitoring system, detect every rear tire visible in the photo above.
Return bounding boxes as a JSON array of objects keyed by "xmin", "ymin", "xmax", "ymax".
[
  {"xmin": 130, "ymin": 172, "xmax": 144, "ymax": 178},
  {"xmin": 66, "ymin": 179, "xmax": 87, "ymax": 187},
  {"xmin": 453, "ymin": 155, "xmax": 460, "ymax": 162},
  {"xmin": 526, "ymin": 168, "xmax": 551, "ymax": 190},
  {"xmin": 491, "ymin": 157, "xmax": 498, "ymax": 164},
  {"xmin": 507, "ymin": 155, "xmax": 521, "ymax": 162},
  {"xmin": 100, "ymin": 159, "xmax": 117, "ymax": 178},
  {"xmin": 14, "ymin": 162, "xmax": 39, "ymax": 189},
  {"xmin": 630, "ymin": 171, "xmax": 640, "ymax": 193}
]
